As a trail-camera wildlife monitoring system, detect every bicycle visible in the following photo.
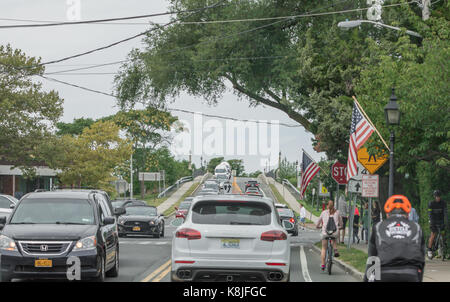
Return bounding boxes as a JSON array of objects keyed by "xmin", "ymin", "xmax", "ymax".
[
  {"xmin": 324, "ymin": 232, "xmax": 335, "ymax": 275},
  {"xmin": 429, "ymin": 225, "xmax": 446, "ymax": 261}
]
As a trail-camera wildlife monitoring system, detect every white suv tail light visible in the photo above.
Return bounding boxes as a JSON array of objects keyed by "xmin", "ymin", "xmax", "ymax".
[
  {"xmin": 176, "ymin": 228, "xmax": 201, "ymax": 240},
  {"xmin": 260, "ymin": 230, "xmax": 287, "ymax": 241}
]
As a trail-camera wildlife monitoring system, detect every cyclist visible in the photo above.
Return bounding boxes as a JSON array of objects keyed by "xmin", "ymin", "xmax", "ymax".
[
  {"xmin": 364, "ymin": 195, "xmax": 425, "ymax": 282},
  {"xmin": 427, "ymin": 190, "xmax": 448, "ymax": 259},
  {"xmin": 316, "ymin": 200, "xmax": 343, "ymax": 271}
]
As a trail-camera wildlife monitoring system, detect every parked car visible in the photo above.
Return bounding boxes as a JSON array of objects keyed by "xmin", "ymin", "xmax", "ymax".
[
  {"xmin": 0, "ymin": 194, "xmax": 19, "ymax": 220},
  {"xmin": 175, "ymin": 200, "xmax": 193, "ymax": 219},
  {"xmin": 277, "ymin": 208, "xmax": 298, "ymax": 236},
  {"xmin": 117, "ymin": 206, "xmax": 164, "ymax": 238},
  {"xmin": 171, "ymin": 194, "xmax": 290, "ymax": 282},
  {"xmin": 111, "ymin": 199, "xmax": 147, "ymax": 210},
  {"xmin": 0, "ymin": 191, "xmax": 120, "ymax": 282}
]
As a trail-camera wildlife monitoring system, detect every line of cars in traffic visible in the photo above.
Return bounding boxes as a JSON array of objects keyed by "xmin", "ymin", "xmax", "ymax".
[
  {"xmin": 0, "ymin": 188, "xmax": 166, "ymax": 282},
  {"xmin": 170, "ymin": 178, "xmax": 300, "ymax": 282}
]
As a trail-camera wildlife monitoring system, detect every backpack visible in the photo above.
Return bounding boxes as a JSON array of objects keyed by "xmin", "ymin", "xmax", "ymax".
[{"xmin": 326, "ymin": 214, "xmax": 337, "ymax": 234}]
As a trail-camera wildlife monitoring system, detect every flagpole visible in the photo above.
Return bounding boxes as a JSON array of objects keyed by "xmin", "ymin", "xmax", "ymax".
[{"xmin": 352, "ymin": 95, "xmax": 390, "ymax": 151}]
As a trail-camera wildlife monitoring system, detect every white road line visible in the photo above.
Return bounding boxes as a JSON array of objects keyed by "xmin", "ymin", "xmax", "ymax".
[{"xmin": 300, "ymin": 245, "xmax": 313, "ymax": 282}]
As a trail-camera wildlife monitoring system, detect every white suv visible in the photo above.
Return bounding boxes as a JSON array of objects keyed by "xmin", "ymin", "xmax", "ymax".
[{"xmin": 171, "ymin": 194, "xmax": 290, "ymax": 282}]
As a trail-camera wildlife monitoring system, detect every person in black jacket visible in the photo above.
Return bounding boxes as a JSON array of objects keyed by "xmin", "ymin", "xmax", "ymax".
[
  {"xmin": 364, "ymin": 195, "xmax": 425, "ymax": 282},
  {"xmin": 427, "ymin": 190, "xmax": 448, "ymax": 259}
]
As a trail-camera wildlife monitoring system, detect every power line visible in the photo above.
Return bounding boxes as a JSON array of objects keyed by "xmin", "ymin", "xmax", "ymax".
[
  {"xmin": 44, "ymin": 1, "xmax": 413, "ymax": 68},
  {"xmin": 0, "ymin": 2, "xmax": 233, "ymax": 29},
  {"xmin": 39, "ymin": 75, "xmax": 302, "ymax": 128}
]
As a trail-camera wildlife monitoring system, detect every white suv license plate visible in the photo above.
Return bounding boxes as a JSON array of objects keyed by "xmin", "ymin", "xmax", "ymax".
[{"xmin": 221, "ymin": 239, "xmax": 240, "ymax": 249}]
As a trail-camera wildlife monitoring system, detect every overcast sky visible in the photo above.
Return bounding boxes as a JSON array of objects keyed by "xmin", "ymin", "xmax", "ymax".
[{"xmin": 1, "ymin": 0, "xmax": 326, "ymax": 172}]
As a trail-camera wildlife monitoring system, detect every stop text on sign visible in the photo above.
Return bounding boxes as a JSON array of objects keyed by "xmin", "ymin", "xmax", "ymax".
[{"xmin": 331, "ymin": 161, "xmax": 347, "ymax": 184}]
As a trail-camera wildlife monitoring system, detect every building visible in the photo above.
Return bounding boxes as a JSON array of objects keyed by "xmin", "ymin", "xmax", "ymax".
[{"xmin": 0, "ymin": 161, "xmax": 58, "ymax": 198}]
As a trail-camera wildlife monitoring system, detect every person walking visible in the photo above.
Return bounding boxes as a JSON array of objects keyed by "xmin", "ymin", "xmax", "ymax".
[
  {"xmin": 338, "ymin": 195, "xmax": 349, "ymax": 244},
  {"xmin": 364, "ymin": 195, "xmax": 425, "ymax": 282},
  {"xmin": 427, "ymin": 190, "xmax": 448, "ymax": 259},
  {"xmin": 353, "ymin": 206, "xmax": 361, "ymax": 244},
  {"xmin": 409, "ymin": 206, "xmax": 419, "ymax": 223},
  {"xmin": 316, "ymin": 200, "xmax": 343, "ymax": 271},
  {"xmin": 372, "ymin": 201, "xmax": 381, "ymax": 225},
  {"xmin": 361, "ymin": 203, "xmax": 369, "ymax": 244},
  {"xmin": 299, "ymin": 203, "xmax": 307, "ymax": 230}
]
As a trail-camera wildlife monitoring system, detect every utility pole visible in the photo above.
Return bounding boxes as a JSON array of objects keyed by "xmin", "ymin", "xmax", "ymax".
[
  {"xmin": 422, "ymin": 0, "xmax": 430, "ymax": 21},
  {"xmin": 130, "ymin": 153, "xmax": 133, "ymax": 199}
]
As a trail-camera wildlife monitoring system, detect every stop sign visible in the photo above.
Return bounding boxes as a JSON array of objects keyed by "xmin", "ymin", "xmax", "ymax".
[{"xmin": 331, "ymin": 161, "xmax": 347, "ymax": 184}]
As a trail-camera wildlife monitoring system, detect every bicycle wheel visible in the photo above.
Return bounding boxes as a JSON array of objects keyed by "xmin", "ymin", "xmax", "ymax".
[{"xmin": 327, "ymin": 241, "xmax": 333, "ymax": 275}]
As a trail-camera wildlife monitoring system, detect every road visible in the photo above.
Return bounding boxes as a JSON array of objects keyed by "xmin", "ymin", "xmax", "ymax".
[{"xmin": 111, "ymin": 177, "xmax": 357, "ymax": 282}]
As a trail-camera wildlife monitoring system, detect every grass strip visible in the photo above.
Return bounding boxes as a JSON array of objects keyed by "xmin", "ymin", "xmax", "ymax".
[{"xmin": 314, "ymin": 242, "xmax": 368, "ymax": 273}]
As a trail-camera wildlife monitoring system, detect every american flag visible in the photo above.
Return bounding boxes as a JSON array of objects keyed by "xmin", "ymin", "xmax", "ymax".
[
  {"xmin": 299, "ymin": 150, "xmax": 320, "ymax": 199},
  {"xmin": 346, "ymin": 102, "xmax": 374, "ymax": 182}
]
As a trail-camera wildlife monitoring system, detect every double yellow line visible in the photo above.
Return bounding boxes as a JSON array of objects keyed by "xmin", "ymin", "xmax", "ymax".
[
  {"xmin": 232, "ymin": 177, "xmax": 242, "ymax": 193},
  {"xmin": 140, "ymin": 259, "xmax": 171, "ymax": 282}
]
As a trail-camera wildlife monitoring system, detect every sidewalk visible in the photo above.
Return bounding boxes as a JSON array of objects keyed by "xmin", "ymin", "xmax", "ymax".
[
  {"xmin": 156, "ymin": 176, "xmax": 202, "ymax": 214},
  {"xmin": 341, "ymin": 236, "xmax": 450, "ymax": 282},
  {"xmin": 265, "ymin": 176, "xmax": 319, "ymax": 224}
]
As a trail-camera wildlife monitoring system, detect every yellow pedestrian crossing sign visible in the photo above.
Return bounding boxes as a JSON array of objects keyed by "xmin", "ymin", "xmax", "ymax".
[{"xmin": 357, "ymin": 147, "xmax": 388, "ymax": 174}]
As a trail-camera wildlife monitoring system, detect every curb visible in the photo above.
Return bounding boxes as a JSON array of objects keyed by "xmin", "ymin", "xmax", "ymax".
[{"xmin": 310, "ymin": 243, "xmax": 364, "ymax": 281}]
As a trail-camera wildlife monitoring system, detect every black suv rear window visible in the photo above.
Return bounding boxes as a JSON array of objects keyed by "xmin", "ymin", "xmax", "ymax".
[{"xmin": 191, "ymin": 201, "xmax": 271, "ymax": 225}]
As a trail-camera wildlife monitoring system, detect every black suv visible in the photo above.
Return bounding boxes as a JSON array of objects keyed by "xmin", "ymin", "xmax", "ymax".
[{"xmin": 0, "ymin": 191, "xmax": 123, "ymax": 282}]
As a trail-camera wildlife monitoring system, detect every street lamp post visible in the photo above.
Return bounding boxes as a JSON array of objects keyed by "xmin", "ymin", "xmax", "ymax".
[
  {"xmin": 384, "ymin": 88, "xmax": 400, "ymax": 198},
  {"xmin": 337, "ymin": 20, "xmax": 422, "ymax": 38}
]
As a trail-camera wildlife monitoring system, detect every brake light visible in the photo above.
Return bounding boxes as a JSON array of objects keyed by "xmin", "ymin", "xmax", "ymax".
[
  {"xmin": 289, "ymin": 218, "xmax": 295, "ymax": 223},
  {"xmin": 261, "ymin": 230, "xmax": 287, "ymax": 241},
  {"xmin": 265, "ymin": 262, "xmax": 286, "ymax": 266},
  {"xmin": 176, "ymin": 228, "xmax": 201, "ymax": 240},
  {"xmin": 175, "ymin": 260, "xmax": 195, "ymax": 264}
]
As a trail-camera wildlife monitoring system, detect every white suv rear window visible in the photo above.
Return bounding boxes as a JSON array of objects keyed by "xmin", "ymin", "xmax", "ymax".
[{"xmin": 191, "ymin": 201, "xmax": 271, "ymax": 225}]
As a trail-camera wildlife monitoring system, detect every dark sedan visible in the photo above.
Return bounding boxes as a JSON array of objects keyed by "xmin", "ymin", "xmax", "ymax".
[
  {"xmin": 277, "ymin": 208, "xmax": 298, "ymax": 236},
  {"xmin": 117, "ymin": 206, "xmax": 164, "ymax": 238}
]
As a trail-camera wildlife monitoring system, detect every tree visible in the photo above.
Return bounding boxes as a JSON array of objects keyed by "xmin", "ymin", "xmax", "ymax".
[
  {"xmin": 227, "ymin": 159, "xmax": 244, "ymax": 176},
  {"xmin": 56, "ymin": 118, "xmax": 95, "ymax": 136},
  {"xmin": 46, "ymin": 120, "xmax": 132, "ymax": 193},
  {"xmin": 0, "ymin": 44, "xmax": 63, "ymax": 172}
]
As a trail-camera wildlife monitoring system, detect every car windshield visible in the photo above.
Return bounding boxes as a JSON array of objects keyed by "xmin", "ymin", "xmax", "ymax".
[
  {"xmin": 10, "ymin": 198, "xmax": 95, "ymax": 225},
  {"xmin": 0, "ymin": 196, "xmax": 12, "ymax": 209},
  {"xmin": 125, "ymin": 207, "xmax": 157, "ymax": 216},
  {"xmin": 278, "ymin": 208, "xmax": 294, "ymax": 217},
  {"xmin": 216, "ymin": 175, "xmax": 228, "ymax": 180},
  {"xmin": 192, "ymin": 201, "xmax": 271, "ymax": 225},
  {"xmin": 179, "ymin": 202, "xmax": 191, "ymax": 210},
  {"xmin": 112, "ymin": 200, "xmax": 126, "ymax": 208},
  {"xmin": 215, "ymin": 169, "xmax": 226, "ymax": 173}
]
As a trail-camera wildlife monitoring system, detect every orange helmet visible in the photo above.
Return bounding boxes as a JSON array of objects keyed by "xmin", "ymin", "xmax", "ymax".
[{"xmin": 384, "ymin": 195, "xmax": 412, "ymax": 214}]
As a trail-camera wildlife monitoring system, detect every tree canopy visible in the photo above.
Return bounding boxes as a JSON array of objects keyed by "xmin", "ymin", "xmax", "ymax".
[{"xmin": 0, "ymin": 44, "xmax": 63, "ymax": 173}]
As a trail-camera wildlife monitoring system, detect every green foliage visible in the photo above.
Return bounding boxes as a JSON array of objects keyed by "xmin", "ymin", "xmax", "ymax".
[
  {"xmin": 207, "ymin": 157, "xmax": 224, "ymax": 173},
  {"xmin": 55, "ymin": 118, "xmax": 95, "ymax": 136},
  {"xmin": 227, "ymin": 159, "xmax": 244, "ymax": 176},
  {"xmin": 45, "ymin": 120, "xmax": 132, "ymax": 193},
  {"xmin": 0, "ymin": 44, "xmax": 63, "ymax": 173}
]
